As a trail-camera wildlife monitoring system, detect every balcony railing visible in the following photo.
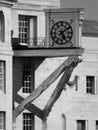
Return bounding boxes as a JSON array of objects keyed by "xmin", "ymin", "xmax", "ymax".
[
  {"xmin": 12, "ymin": 37, "xmax": 46, "ymax": 48},
  {"xmin": 28, "ymin": 37, "xmax": 45, "ymax": 47},
  {"xmin": 12, "ymin": 37, "xmax": 84, "ymax": 56}
]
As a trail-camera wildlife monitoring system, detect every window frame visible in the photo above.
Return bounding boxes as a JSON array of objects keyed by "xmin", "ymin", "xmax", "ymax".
[
  {"xmin": 0, "ymin": 112, "xmax": 5, "ymax": 130},
  {"xmin": 23, "ymin": 113, "xmax": 34, "ymax": 130},
  {"xmin": 96, "ymin": 120, "xmax": 98, "ymax": 130},
  {"xmin": 18, "ymin": 15, "xmax": 37, "ymax": 46},
  {"xmin": 86, "ymin": 75, "xmax": 96, "ymax": 94},
  {"xmin": 22, "ymin": 59, "xmax": 34, "ymax": 94},
  {"xmin": 77, "ymin": 120, "xmax": 87, "ymax": 130},
  {"xmin": 0, "ymin": 11, "xmax": 5, "ymax": 42},
  {"xmin": 0, "ymin": 61, "xmax": 5, "ymax": 94}
]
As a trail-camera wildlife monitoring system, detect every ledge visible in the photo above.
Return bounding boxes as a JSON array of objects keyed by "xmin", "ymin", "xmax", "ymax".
[
  {"xmin": 0, "ymin": 0, "xmax": 17, "ymax": 6},
  {"xmin": 13, "ymin": 47, "xmax": 84, "ymax": 57}
]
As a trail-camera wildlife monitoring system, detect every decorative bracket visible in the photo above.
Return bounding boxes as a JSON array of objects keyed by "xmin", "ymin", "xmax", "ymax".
[
  {"xmin": 67, "ymin": 75, "xmax": 79, "ymax": 86},
  {"xmin": 63, "ymin": 75, "xmax": 79, "ymax": 90}
]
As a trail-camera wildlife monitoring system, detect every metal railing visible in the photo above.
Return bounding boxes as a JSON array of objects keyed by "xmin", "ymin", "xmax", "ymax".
[
  {"xmin": 27, "ymin": 37, "xmax": 45, "ymax": 47},
  {"xmin": 12, "ymin": 37, "xmax": 46, "ymax": 48}
]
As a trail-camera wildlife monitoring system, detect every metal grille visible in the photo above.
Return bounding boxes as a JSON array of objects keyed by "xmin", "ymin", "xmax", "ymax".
[{"xmin": 28, "ymin": 37, "xmax": 45, "ymax": 47}]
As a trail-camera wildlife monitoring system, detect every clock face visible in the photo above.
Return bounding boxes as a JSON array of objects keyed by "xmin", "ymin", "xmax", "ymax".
[{"xmin": 50, "ymin": 21, "xmax": 73, "ymax": 45}]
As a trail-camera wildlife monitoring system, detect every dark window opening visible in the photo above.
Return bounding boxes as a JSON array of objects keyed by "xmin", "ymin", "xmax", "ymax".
[
  {"xmin": 0, "ymin": 11, "xmax": 5, "ymax": 42},
  {"xmin": 77, "ymin": 120, "xmax": 86, "ymax": 130},
  {"xmin": 86, "ymin": 76, "xmax": 95, "ymax": 94},
  {"xmin": 96, "ymin": 121, "xmax": 98, "ymax": 130}
]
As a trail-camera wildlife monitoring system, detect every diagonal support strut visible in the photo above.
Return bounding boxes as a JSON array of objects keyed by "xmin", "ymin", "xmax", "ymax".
[
  {"xmin": 13, "ymin": 56, "xmax": 81, "ymax": 119},
  {"xmin": 42, "ymin": 56, "xmax": 81, "ymax": 120}
]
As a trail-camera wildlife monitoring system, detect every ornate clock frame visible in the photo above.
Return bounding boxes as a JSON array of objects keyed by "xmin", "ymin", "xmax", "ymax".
[
  {"xmin": 44, "ymin": 8, "xmax": 84, "ymax": 48},
  {"xmin": 50, "ymin": 21, "xmax": 73, "ymax": 45}
]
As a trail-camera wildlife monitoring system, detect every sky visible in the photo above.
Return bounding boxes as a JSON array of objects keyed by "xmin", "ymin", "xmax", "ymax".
[{"xmin": 60, "ymin": 0, "xmax": 98, "ymax": 20}]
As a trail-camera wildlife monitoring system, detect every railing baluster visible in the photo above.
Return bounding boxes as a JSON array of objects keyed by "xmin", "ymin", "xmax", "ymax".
[{"xmin": 12, "ymin": 37, "xmax": 45, "ymax": 48}]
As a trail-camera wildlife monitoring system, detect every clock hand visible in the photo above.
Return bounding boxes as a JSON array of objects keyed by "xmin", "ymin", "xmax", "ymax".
[
  {"xmin": 62, "ymin": 26, "xmax": 70, "ymax": 33},
  {"xmin": 62, "ymin": 33, "xmax": 66, "ymax": 40},
  {"xmin": 60, "ymin": 31, "xmax": 66, "ymax": 40}
]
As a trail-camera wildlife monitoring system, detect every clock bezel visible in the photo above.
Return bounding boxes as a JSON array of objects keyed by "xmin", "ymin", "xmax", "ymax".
[{"xmin": 50, "ymin": 21, "xmax": 73, "ymax": 45}]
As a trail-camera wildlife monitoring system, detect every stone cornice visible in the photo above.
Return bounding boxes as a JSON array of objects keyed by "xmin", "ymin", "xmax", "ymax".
[
  {"xmin": 17, "ymin": 0, "xmax": 60, "ymax": 6},
  {"xmin": 12, "ymin": 0, "xmax": 60, "ymax": 11},
  {"xmin": 12, "ymin": 2, "xmax": 60, "ymax": 11},
  {"xmin": 6, "ymin": 0, "xmax": 17, "ymax": 2},
  {"xmin": 0, "ymin": 0, "xmax": 17, "ymax": 7}
]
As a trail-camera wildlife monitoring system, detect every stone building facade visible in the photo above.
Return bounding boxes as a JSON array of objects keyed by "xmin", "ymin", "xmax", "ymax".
[{"xmin": 0, "ymin": 0, "xmax": 98, "ymax": 130}]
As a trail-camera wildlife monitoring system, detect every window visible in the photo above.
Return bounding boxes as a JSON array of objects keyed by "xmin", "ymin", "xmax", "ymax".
[
  {"xmin": 96, "ymin": 121, "xmax": 98, "ymax": 130},
  {"xmin": 18, "ymin": 15, "xmax": 37, "ymax": 46},
  {"xmin": 23, "ymin": 113, "xmax": 34, "ymax": 130},
  {"xmin": 77, "ymin": 120, "xmax": 86, "ymax": 130},
  {"xmin": 0, "ymin": 61, "xmax": 5, "ymax": 93},
  {"xmin": 0, "ymin": 11, "xmax": 5, "ymax": 42},
  {"xmin": 22, "ymin": 62, "xmax": 31, "ymax": 93},
  {"xmin": 0, "ymin": 112, "xmax": 5, "ymax": 130},
  {"xmin": 86, "ymin": 76, "xmax": 95, "ymax": 94},
  {"xmin": 22, "ymin": 60, "xmax": 34, "ymax": 94}
]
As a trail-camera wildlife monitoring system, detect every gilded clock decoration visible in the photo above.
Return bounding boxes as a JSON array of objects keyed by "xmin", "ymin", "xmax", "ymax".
[{"xmin": 50, "ymin": 21, "xmax": 73, "ymax": 45}]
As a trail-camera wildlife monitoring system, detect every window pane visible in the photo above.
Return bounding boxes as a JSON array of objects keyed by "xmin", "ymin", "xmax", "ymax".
[
  {"xmin": 86, "ymin": 76, "xmax": 95, "ymax": 94},
  {"xmin": 0, "ymin": 61, "xmax": 5, "ymax": 93},
  {"xmin": 0, "ymin": 11, "xmax": 4, "ymax": 42},
  {"xmin": 18, "ymin": 15, "xmax": 37, "ymax": 47},
  {"xmin": 77, "ymin": 120, "xmax": 85, "ymax": 130},
  {"xmin": 0, "ymin": 113, "xmax": 5, "ymax": 130},
  {"xmin": 22, "ymin": 62, "xmax": 32, "ymax": 93},
  {"xmin": 18, "ymin": 16, "xmax": 29, "ymax": 44},
  {"xmin": 23, "ymin": 113, "xmax": 32, "ymax": 130},
  {"xmin": 96, "ymin": 121, "xmax": 98, "ymax": 130}
]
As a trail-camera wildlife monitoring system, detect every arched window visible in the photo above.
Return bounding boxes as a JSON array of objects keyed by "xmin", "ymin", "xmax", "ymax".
[{"xmin": 0, "ymin": 11, "xmax": 5, "ymax": 42}]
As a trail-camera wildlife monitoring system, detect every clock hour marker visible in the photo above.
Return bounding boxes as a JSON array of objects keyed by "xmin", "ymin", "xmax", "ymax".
[
  {"xmin": 54, "ymin": 25, "xmax": 58, "ymax": 29},
  {"xmin": 63, "ymin": 22, "xmax": 66, "ymax": 26},
  {"xmin": 52, "ymin": 29, "xmax": 55, "ymax": 33},
  {"xmin": 63, "ymin": 40, "xmax": 66, "ymax": 43},
  {"xmin": 52, "ymin": 34, "xmax": 55, "ymax": 37},
  {"xmin": 58, "ymin": 40, "xmax": 61, "ymax": 44},
  {"xmin": 58, "ymin": 22, "xmax": 61, "ymax": 26},
  {"xmin": 54, "ymin": 38, "xmax": 58, "ymax": 41}
]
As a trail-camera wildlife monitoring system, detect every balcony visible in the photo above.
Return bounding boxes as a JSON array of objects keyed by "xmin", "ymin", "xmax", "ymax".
[
  {"xmin": 12, "ymin": 37, "xmax": 45, "ymax": 49},
  {"xmin": 12, "ymin": 37, "xmax": 84, "ymax": 57}
]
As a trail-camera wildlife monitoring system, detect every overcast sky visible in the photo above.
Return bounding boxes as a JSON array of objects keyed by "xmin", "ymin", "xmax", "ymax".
[{"xmin": 60, "ymin": 0, "xmax": 98, "ymax": 20}]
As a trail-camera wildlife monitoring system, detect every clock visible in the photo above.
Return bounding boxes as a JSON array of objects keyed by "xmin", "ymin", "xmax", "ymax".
[{"xmin": 50, "ymin": 21, "xmax": 73, "ymax": 45}]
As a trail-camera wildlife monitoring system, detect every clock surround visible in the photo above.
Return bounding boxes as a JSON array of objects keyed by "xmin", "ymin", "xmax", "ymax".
[{"xmin": 44, "ymin": 8, "xmax": 84, "ymax": 48}]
